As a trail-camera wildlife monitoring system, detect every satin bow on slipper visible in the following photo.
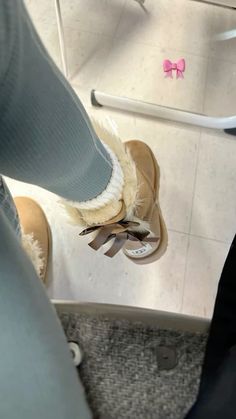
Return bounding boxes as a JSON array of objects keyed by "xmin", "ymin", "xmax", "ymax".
[
  {"xmin": 80, "ymin": 220, "xmax": 159, "ymax": 258},
  {"xmin": 163, "ymin": 59, "xmax": 185, "ymax": 79}
]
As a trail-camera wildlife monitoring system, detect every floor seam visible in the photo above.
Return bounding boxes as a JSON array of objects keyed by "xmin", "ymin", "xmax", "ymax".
[
  {"xmin": 202, "ymin": 56, "xmax": 211, "ymax": 114},
  {"xmin": 180, "ymin": 130, "xmax": 202, "ymax": 314},
  {"xmin": 187, "ymin": 131, "xmax": 202, "ymax": 235},
  {"xmin": 95, "ymin": 0, "xmax": 127, "ymax": 90},
  {"xmin": 168, "ymin": 228, "xmax": 230, "ymax": 244},
  {"xmin": 179, "ymin": 234, "xmax": 191, "ymax": 314}
]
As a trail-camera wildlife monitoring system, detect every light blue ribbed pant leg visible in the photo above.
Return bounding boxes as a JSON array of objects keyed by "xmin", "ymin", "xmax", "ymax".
[
  {"xmin": 0, "ymin": 207, "xmax": 92, "ymax": 419},
  {"xmin": 0, "ymin": 176, "xmax": 21, "ymax": 238},
  {"xmin": 0, "ymin": 0, "xmax": 114, "ymax": 416},
  {"xmin": 0, "ymin": 0, "xmax": 112, "ymax": 201}
]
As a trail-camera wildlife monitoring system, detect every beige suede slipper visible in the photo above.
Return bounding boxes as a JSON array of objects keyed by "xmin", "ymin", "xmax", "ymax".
[
  {"xmin": 14, "ymin": 197, "xmax": 51, "ymax": 282},
  {"xmin": 62, "ymin": 120, "xmax": 168, "ymax": 265},
  {"xmin": 122, "ymin": 140, "xmax": 168, "ymax": 264}
]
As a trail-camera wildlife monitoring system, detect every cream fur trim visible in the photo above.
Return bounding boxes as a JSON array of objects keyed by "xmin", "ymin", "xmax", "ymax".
[
  {"xmin": 61, "ymin": 118, "xmax": 138, "ymax": 226},
  {"xmin": 92, "ymin": 118, "xmax": 138, "ymax": 219},
  {"xmin": 21, "ymin": 232, "xmax": 45, "ymax": 279}
]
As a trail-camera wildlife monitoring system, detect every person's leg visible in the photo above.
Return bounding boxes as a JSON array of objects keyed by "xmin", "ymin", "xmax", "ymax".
[
  {"xmin": 0, "ymin": 207, "xmax": 91, "ymax": 419},
  {"xmin": 0, "ymin": 176, "xmax": 21, "ymax": 238},
  {"xmin": 0, "ymin": 0, "xmax": 167, "ymax": 263},
  {"xmin": 186, "ymin": 235, "xmax": 236, "ymax": 418},
  {"xmin": 0, "ymin": 0, "xmax": 113, "ymax": 202}
]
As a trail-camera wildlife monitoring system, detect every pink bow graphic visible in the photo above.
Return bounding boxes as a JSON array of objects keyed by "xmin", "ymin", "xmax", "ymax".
[{"xmin": 163, "ymin": 59, "xmax": 185, "ymax": 79}]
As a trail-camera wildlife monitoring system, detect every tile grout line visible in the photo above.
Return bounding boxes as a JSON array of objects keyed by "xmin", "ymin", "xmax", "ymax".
[
  {"xmin": 113, "ymin": 0, "xmax": 127, "ymax": 39},
  {"xmin": 179, "ymin": 129, "xmax": 202, "ymax": 313},
  {"xmin": 202, "ymin": 55, "xmax": 211, "ymax": 114},
  {"xmin": 187, "ymin": 129, "xmax": 202, "ymax": 236},
  {"xmin": 179, "ymin": 233, "xmax": 191, "ymax": 314},
  {"xmin": 95, "ymin": 0, "xmax": 127, "ymax": 90},
  {"xmin": 68, "ymin": 33, "xmax": 236, "ymax": 65},
  {"xmin": 168, "ymin": 228, "xmax": 230, "ymax": 245}
]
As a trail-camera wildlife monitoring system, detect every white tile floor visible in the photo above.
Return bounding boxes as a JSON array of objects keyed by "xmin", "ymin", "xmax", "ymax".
[{"xmin": 7, "ymin": 0, "xmax": 236, "ymax": 318}]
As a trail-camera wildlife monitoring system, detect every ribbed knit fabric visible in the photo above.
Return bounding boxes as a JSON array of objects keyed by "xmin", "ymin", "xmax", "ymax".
[
  {"xmin": 0, "ymin": 210, "xmax": 92, "ymax": 419},
  {"xmin": 71, "ymin": 142, "xmax": 124, "ymax": 210},
  {"xmin": 0, "ymin": 175, "xmax": 21, "ymax": 238},
  {"xmin": 0, "ymin": 0, "xmax": 113, "ymax": 202}
]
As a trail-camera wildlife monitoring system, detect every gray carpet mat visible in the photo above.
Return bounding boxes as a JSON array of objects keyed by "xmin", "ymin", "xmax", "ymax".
[{"xmin": 60, "ymin": 312, "xmax": 208, "ymax": 419}]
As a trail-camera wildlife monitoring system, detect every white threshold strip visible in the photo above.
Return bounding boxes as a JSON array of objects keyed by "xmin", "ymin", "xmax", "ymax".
[{"xmin": 91, "ymin": 90, "xmax": 236, "ymax": 130}]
